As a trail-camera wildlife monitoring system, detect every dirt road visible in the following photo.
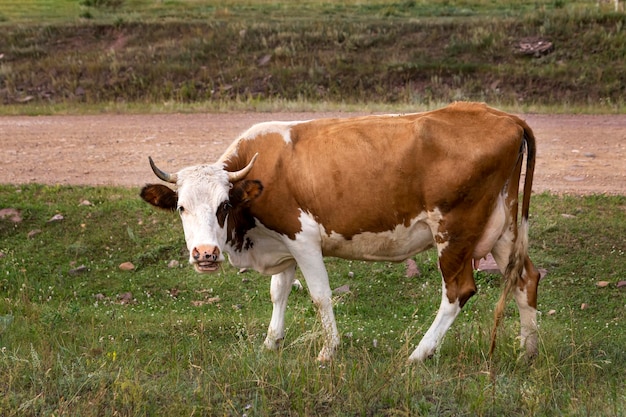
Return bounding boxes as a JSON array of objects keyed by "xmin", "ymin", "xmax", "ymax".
[{"xmin": 1, "ymin": 112, "xmax": 625, "ymax": 195}]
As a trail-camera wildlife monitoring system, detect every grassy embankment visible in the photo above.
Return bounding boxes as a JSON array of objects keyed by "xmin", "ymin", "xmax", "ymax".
[{"xmin": 0, "ymin": 0, "xmax": 625, "ymax": 114}]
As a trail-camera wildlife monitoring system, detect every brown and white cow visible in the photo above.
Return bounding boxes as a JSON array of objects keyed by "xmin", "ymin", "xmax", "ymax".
[{"xmin": 140, "ymin": 102, "xmax": 540, "ymax": 362}]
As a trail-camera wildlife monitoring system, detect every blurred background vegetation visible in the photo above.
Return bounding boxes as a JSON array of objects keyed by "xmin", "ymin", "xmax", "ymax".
[{"xmin": 0, "ymin": 0, "xmax": 624, "ymax": 112}]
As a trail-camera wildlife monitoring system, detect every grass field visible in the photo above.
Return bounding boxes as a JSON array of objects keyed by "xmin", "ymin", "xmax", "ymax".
[
  {"xmin": 1, "ymin": 0, "xmax": 625, "ymax": 113},
  {"xmin": 1, "ymin": 185, "xmax": 625, "ymax": 415}
]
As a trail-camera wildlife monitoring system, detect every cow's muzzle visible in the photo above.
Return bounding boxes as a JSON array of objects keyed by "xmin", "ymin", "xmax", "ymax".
[{"xmin": 191, "ymin": 245, "xmax": 221, "ymax": 273}]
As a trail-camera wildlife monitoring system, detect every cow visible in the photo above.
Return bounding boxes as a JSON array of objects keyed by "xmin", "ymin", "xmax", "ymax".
[{"xmin": 140, "ymin": 102, "xmax": 540, "ymax": 362}]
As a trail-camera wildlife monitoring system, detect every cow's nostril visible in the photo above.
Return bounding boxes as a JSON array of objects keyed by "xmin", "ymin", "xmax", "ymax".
[{"xmin": 192, "ymin": 246, "xmax": 219, "ymax": 262}]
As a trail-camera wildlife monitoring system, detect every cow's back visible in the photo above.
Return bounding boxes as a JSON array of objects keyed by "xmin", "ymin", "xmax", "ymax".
[{"xmin": 226, "ymin": 102, "xmax": 526, "ymax": 240}]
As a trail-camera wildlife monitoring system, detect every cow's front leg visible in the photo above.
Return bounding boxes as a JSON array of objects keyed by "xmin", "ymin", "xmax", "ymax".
[
  {"xmin": 264, "ymin": 264, "xmax": 297, "ymax": 351},
  {"xmin": 311, "ymin": 288, "xmax": 339, "ymax": 362},
  {"xmin": 293, "ymin": 252, "xmax": 339, "ymax": 362}
]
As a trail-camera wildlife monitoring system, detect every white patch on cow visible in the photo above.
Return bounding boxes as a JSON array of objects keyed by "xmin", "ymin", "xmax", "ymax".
[
  {"xmin": 488, "ymin": 227, "xmax": 515, "ymax": 274},
  {"xmin": 175, "ymin": 164, "xmax": 232, "ymax": 265},
  {"xmin": 485, "ymin": 201, "xmax": 526, "ymax": 274},
  {"xmin": 473, "ymin": 194, "xmax": 508, "ymax": 259},
  {"xmin": 239, "ymin": 120, "xmax": 307, "ymax": 144},
  {"xmin": 224, "ymin": 222, "xmax": 296, "ymax": 275},
  {"xmin": 218, "ymin": 120, "xmax": 307, "ymax": 164},
  {"xmin": 317, "ymin": 209, "xmax": 447, "ymax": 262},
  {"xmin": 409, "ymin": 280, "xmax": 461, "ymax": 362},
  {"xmin": 429, "ymin": 208, "xmax": 450, "ymax": 256},
  {"xmin": 513, "ymin": 276, "xmax": 539, "ymax": 357}
]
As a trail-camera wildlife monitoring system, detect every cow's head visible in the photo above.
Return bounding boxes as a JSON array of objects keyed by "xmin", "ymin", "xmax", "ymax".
[{"xmin": 140, "ymin": 154, "xmax": 261, "ymax": 273}]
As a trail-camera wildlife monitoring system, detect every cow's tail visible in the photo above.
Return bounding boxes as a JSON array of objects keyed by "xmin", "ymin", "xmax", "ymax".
[{"xmin": 489, "ymin": 123, "xmax": 536, "ymax": 358}]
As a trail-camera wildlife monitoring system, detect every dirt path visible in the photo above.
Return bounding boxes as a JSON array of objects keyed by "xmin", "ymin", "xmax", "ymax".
[{"xmin": 1, "ymin": 112, "xmax": 625, "ymax": 195}]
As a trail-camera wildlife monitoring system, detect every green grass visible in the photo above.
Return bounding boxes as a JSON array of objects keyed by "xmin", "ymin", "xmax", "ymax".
[
  {"xmin": 1, "ymin": 184, "xmax": 625, "ymax": 415},
  {"xmin": 1, "ymin": 1, "xmax": 625, "ymax": 114}
]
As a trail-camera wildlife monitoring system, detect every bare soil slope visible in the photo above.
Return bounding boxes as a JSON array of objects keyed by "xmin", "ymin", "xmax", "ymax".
[{"xmin": 1, "ymin": 112, "xmax": 625, "ymax": 195}]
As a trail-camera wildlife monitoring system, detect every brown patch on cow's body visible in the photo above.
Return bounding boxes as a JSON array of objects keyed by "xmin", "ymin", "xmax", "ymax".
[{"xmin": 224, "ymin": 103, "xmax": 522, "ymax": 245}]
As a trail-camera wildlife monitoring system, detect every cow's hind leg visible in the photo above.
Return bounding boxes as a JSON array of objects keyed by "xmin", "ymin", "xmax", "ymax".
[
  {"xmin": 490, "ymin": 223, "xmax": 540, "ymax": 358},
  {"xmin": 264, "ymin": 263, "xmax": 297, "ymax": 350},
  {"xmin": 513, "ymin": 257, "xmax": 540, "ymax": 358},
  {"xmin": 409, "ymin": 248, "xmax": 476, "ymax": 362}
]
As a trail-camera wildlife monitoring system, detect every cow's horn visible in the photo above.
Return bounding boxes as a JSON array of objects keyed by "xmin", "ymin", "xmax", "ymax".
[
  {"xmin": 228, "ymin": 153, "xmax": 259, "ymax": 183},
  {"xmin": 149, "ymin": 157, "xmax": 178, "ymax": 183}
]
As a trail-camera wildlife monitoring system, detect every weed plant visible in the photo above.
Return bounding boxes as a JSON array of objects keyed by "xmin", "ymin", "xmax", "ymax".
[{"xmin": 0, "ymin": 185, "xmax": 624, "ymax": 415}]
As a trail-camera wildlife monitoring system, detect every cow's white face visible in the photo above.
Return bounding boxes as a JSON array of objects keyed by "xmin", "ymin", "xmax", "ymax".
[
  {"xmin": 140, "ymin": 155, "xmax": 260, "ymax": 274},
  {"xmin": 175, "ymin": 165, "xmax": 231, "ymax": 272}
]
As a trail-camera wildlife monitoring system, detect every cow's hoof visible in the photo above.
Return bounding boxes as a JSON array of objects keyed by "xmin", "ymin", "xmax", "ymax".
[
  {"xmin": 316, "ymin": 346, "xmax": 336, "ymax": 362},
  {"xmin": 263, "ymin": 336, "xmax": 283, "ymax": 351},
  {"xmin": 408, "ymin": 346, "xmax": 435, "ymax": 363}
]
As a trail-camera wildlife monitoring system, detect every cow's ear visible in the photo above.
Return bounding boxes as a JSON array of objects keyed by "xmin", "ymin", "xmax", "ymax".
[
  {"xmin": 231, "ymin": 180, "xmax": 263, "ymax": 207},
  {"xmin": 140, "ymin": 184, "xmax": 178, "ymax": 211}
]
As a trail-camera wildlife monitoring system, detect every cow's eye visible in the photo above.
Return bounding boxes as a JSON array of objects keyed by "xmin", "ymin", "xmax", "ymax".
[
  {"xmin": 218, "ymin": 201, "xmax": 231, "ymax": 212},
  {"xmin": 177, "ymin": 206, "xmax": 185, "ymax": 214}
]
